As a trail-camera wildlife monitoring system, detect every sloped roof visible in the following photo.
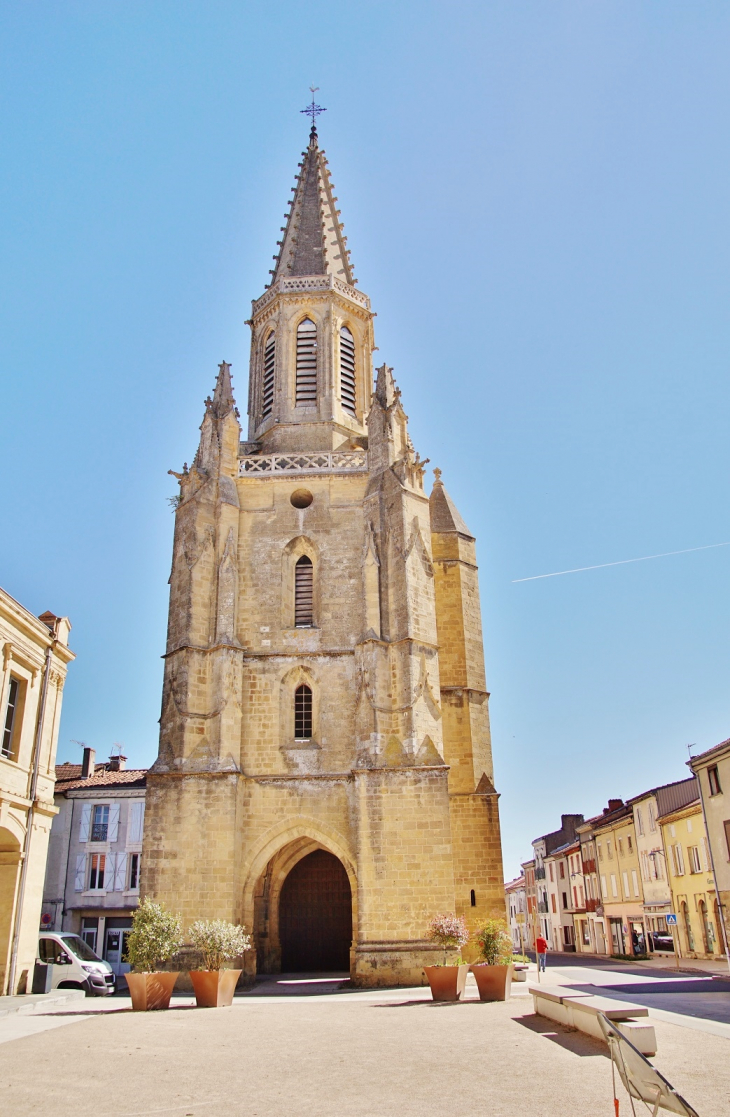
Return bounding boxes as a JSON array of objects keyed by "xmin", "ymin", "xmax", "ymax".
[{"xmin": 55, "ymin": 762, "xmax": 147, "ymax": 793}]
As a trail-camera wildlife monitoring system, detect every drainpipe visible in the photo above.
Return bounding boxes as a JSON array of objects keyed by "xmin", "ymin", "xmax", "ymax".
[
  {"xmin": 7, "ymin": 640, "xmax": 54, "ymax": 995},
  {"xmin": 694, "ymin": 771, "xmax": 730, "ymax": 977}
]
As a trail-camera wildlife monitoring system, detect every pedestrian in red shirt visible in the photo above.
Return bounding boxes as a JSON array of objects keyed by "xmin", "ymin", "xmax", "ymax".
[{"xmin": 536, "ymin": 935, "xmax": 548, "ymax": 972}]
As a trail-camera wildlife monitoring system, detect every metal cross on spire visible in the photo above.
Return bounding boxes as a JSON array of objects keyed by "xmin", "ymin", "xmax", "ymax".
[{"xmin": 301, "ymin": 85, "xmax": 326, "ymax": 135}]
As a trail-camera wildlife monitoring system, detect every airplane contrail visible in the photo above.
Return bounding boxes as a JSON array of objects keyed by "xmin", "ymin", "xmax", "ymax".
[{"xmin": 512, "ymin": 541, "xmax": 730, "ymax": 583}]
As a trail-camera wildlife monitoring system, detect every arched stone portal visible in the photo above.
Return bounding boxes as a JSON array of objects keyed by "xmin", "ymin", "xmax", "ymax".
[{"xmin": 279, "ymin": 850, "xmax": 352, "ymax": 972}]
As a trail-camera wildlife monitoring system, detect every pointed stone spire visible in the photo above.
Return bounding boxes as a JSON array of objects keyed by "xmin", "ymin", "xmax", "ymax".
[
  {"xmin": 208, "ymin": 361, "xmax": 236, "ymax": 419},
  {"xmin": 429, "ymin": 470, "xmax": 474, "ymax": 538},
  {"xmin": 270, "ymin": 127, "xmax": 354, "ymax": 285}
]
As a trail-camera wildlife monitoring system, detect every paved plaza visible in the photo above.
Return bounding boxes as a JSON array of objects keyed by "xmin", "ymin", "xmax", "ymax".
[{"xmin": 0, "ymin": 972, "xmax": 728, "ymax": 1117}]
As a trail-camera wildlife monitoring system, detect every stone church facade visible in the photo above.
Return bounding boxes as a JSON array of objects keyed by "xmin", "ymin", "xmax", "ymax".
[{"xmin": 142, "ymin": 124, "xmax": 505, "ymax": 985}]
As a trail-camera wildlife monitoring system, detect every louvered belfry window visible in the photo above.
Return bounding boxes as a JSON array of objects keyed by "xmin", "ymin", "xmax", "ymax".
[
  {"xmin": 340, "ymin": 326, "xmax": 356, "ymax": 414},
  {"xmin": 262, "ymin": 332, "xmax": 276, "ymax": 417},
  {"xmin": 296, "ymin": 318, "xmax": 317, "ymax": 405},
  {"xmin": 294, "ymin": 684, "xmax": 313, "ymax": 739},
  {"xmin": 294, "ymin": 555, "xmax": 313, "ymax": 626}
]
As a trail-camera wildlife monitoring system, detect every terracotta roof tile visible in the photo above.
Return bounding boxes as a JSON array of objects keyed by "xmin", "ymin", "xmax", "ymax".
[{"xmin": 55, "ymin": 766, "xmax": 147, "ymax": 792}]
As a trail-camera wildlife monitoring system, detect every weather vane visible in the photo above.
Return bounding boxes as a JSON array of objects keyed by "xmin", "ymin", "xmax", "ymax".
[{"xmin": 301, "ymin": 85, "xmax": 326, "ymax": 131}]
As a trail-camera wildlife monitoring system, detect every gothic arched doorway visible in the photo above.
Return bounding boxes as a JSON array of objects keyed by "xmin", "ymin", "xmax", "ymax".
[{"xmin": 279, "ymin": 849, "xmax": 352, "ymax": 971}]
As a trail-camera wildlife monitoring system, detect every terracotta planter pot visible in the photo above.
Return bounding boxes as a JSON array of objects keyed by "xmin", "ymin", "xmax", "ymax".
[
  {"xmin": 424, "ymin": 964, "xmax": 469, "ymax": 1002},
  {"xmin": 126, "ymin": 972, "xmax": 180, "ymax": 1011},
  {"xmin": 470, "ymin": 963, "xmax": 513, "ymax": 1001},
  {"xmin": 190, "ymin": 969, "xmax": 242, "ymax": 1008}
]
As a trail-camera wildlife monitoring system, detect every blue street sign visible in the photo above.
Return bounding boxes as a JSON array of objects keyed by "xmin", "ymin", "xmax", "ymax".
[{"xmin": 666, "ymin": 913, "xmax": 678, "ymax": 926}]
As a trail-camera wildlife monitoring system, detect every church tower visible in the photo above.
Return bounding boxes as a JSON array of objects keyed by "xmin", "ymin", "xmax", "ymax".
[{"xmin": 142, "ymin": 122, "xmax": 505, "ymax": 985}]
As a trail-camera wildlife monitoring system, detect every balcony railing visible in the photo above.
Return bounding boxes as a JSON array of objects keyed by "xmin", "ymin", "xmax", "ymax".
[
  {"xmin": 537, "ymin": 901, "xmax": 549, "ymax": 914},
  {"xmin": 239, "ymin": 451, "xmax": 368, "ymax": 477},
  {"xmin": 90, "ymin": 824, "xmax": 108, "ymax": 842},
  {"xmin": 582, "ymin": 859, "xmax": 596, "ymax": 874},
  {"xmin": 535, "ymin": 866, "xmax": 546, "ymax": 880},
  {"xmin": 585, "ymin": 899, "xmax": 599, "ymax": 912}
]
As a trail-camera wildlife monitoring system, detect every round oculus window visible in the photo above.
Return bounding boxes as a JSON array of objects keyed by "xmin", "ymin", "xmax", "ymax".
[{"xmin": 290, "ymin": 489, "xmax": 314, "ymax": 509}]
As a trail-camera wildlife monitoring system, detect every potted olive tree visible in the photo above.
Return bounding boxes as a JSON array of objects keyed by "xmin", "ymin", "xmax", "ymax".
[
  {"xmin": 471, "ymin": 918, "xmax": 513, "ymax": 1001},
  {"xmin": 188, "ymin": 920, "xmax": 252, "ymax": 1007},
  {"xmin": 423, "ymin": 913, "xmax": 470, "ymax": 1001},
  {"xmin": 125, "ymin": 898, "xmax": 184, "ymax": 1011}
]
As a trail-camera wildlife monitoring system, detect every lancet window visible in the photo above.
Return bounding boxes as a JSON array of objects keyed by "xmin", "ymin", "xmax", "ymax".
[
  {"xmin": 294, "ymin": 684, "xmax": 313, "ymax": 739},
  {"xmin": 262, "ymin": 332, "xmax": 276, "ymax": 418},
  {"xmin": 295, "ymin": 318, "xmax": 317, "ymax": 405},
  {"xmin": 294, "ymin": 555, "xmax": 313, "ymax": 627},
  {"xmin": 339, "ymin": 326, "xmax": 356, "ymax": 414}
]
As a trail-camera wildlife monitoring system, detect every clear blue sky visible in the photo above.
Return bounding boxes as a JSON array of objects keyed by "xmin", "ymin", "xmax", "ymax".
[{"xmin": 2, "ymin": 2, "xmax": 730, "ymax": 878}]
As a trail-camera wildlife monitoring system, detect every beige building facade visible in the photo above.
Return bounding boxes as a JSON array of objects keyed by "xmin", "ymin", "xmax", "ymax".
[
  {"xmin": 0, "ymin": 587, "xmax": 74, "ymax": 995},
  {"xmin": 660, "ymin": 797, "xmax": 723, "ymax": 960},
  {"xmin": 688, "ymin": 738, "xmax": 730, "ymax": 955},
  {"xmin": 593, "ymin": 801, "xmax": 646, "ymax": 955},
  {"xmin": 142, "ymin": 124, "xmax": 505, "ymax": 985}
]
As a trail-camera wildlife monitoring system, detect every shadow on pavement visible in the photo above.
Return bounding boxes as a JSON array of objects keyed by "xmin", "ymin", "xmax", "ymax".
[{"xmin": 513, "ymin": 1012, "xmax": 609, "ymax": 1059}]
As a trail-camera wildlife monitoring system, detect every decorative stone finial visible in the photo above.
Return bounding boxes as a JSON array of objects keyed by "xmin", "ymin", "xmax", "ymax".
[{"xmin": 433, "ymin": 468, "xmax": 442, "ymax": 483}]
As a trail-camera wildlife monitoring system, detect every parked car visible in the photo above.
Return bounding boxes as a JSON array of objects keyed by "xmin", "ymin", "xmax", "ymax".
[
  {"xmin": 649, "ymin": 932, "xmax": 675, "ymax": 952},
  {"xmin": 38, "ymin": 932, "xmax": 116, "ymax": 996}
]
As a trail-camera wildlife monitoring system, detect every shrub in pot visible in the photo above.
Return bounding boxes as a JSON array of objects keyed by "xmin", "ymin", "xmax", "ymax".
[
  {"xmin": 187, "ymin": 920, "xmax": 252, "ymax": 1007},
  {"xmin": 125, "ymin": 899, "xmax": 184, "ymax": 1011},
  {"xmin": 471, "ymin": 919, "xmax": 513, "ymax": 1001},
  {"xmin": 423, "ymin": 913, "xmax": 470, "ymax": 1001}
]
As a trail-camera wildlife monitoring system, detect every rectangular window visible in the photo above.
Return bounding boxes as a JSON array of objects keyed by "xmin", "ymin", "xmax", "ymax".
[
  {"xmin": 708, "ymin": 766, "xmax": 722, "ymax": 796},
  {"xmin": 627, "ymin": 835, "xmax": 633, "ymax": 852},
  {"xmin": 91, "ymin": 804, "xmax": 109, "ymax": 842},
  {"xmin": 724, "ymin": 820, "xmax": 730, "ymax": 860},
  {"xmin": 597, "ymin": 842, "xmax": 603, "ymax": 862},
  {"xmin": 631, "ymin": 869, "xmax": 639, "ymax": 897},
  {"xmin": 686, "ymin": 817, "xmax": 693, "ymax": 833},
  {"xmin": 551, "ymin": 894, "xmax": 556, "ymax": 913},
  {"xmin": 618, "ymin": 838, "xmax": 624, "ymax": 856},
  {"xmin": 622, "ymin": 871, "xmax": 630, "ymax": 898},
  {"xmin": 128, "ymin": 853, "xmax": 140, "ymax": 891},
  {"xmin": 294, "ymin": 685, "xmax": 313, "ymax": 739},
  {"xmin": 607, "ymin": 840, "xmax": 613, "ymax": 860},
  {"xmin": 688, "ymin": 845, "xmax": 701, "ymax": 873},
  {"xmin": 640, "ymin": 852, "xmax": 649, "ymax": 881},
  {"xmin": 1, "ymin": 676, "xmax": 20, "ymax": 758},
  {"xmin": 562, "ymin": 892, "xmax": 568, "ymax": 910},
  {"xmin": 559, "ymin": 862, "xmax": 565, "ymax": 879},
  {"xmin": 549, "ymin": 863, "xmax": 554, "ymax": 881},
  {"xmin": 88, "ymin": 854, "xmax": 106, "ymax": 890},
  {"xmin": 674, "ymin": 844, "xmax": 685, "ymax": 876},
  {"xmin": 636, "ymin": 807, "xmax": 644, "ymax": 836}
]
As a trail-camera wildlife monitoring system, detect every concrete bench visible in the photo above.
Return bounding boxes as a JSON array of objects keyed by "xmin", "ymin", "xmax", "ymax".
[
  {"xmin": 512, "ymin": 963, "xmax": 529, "ymax": 982},
  {"xmin": 529, "ymin": 985, "xmax": 657, "ymax": 1056}
]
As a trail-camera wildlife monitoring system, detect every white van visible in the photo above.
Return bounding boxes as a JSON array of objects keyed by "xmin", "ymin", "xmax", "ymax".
[{"xmin": 38, "ymin": 932, "xmax": 116, "ymax": 996}]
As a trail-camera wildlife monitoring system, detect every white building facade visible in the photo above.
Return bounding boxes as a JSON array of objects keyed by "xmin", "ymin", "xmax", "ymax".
[{"xmin": 42, "ymin": 751, "xmax": 146, "ymax": 980}]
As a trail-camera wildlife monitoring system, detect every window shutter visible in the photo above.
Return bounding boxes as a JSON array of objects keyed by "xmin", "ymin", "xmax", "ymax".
[
  {"xmin": 295, "ymin": 318, "xmax": 317, "ymax": 404},
  {"xmin": 339, "ymin": 326, "xmax": 356, "ymax": 414},
  {"xmin": 631, "ymin": 869, "xmax": 639, "ymax": 897},
  {"xmin": 108, "ymin": 803, "xmax": 120, "ymax": 843},
  {"xmin": 129, "ymin": 802, "xmax": 144, "ymax": 844},
  {"xmin": 114, "ymin": 852, "xmax": 127, "ymax": 891},
  {"xmin": 294, "ymin": 556, "xmax": 313, "ymax": 627},
  {"xmin": 104, "ymin": 853, "xmax": 115, "ymax": 891},
  {"xmin": 262, "ymin": 333, "xmax": 275, "ymax": 417},
  {"xmin": 622, "ymin": 872, "xmax": 629, "ymax": 898},
  {"xmin": 600, "ymin": 875, "xmax": 607, "ymax": 898},
  {"xmin": 79, "ymin": 803, "xmax": 91, "ymax": 843},
  {"xmin": 74, "ymin": 855, "xmax": 86, "ymax": 892}
]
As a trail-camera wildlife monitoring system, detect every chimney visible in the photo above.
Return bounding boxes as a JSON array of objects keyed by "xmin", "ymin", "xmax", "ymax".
[
  {"xmin": 107, "ymin": 753, "xmax": 127, "ymax": 772},
  {"xmin": 81, "ymin": 748, "xmax": 95, "ymax": 779},
  {"xmin": 605, "ymin": 798, "xmax": 624, "ymax": 814}
]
